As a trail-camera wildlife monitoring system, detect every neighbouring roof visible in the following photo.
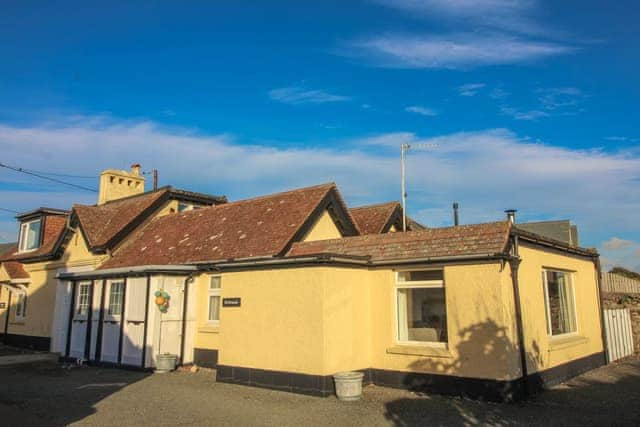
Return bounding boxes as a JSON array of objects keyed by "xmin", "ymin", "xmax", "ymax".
[
  {"xmin": 0, "ymin": 243, "xmax": 15, "ymax": 256},
  {"xmin": 517, "ymin": 220, "xmax": 579, "ymax": 246},
  {"xmin": 0, "ymin": 214, "xmax": 68, "ymax": 262},
  {"xmin": 15, "ymin": 207, "xmax": 69, "ymax": 220},
  {"xmin": 99, "ymin": 183, "xmax": 356, "ymax": 269},
  {"xmin": 288, "ymin": 221, "xmax": 512, "ymax": 262},
  {"xmin": 2, "ymin": 261, "xmax": 30, "ymax": 280},
  {"xmin": 349, "ymin": 202, "xmax": 402, "ymax": 235},
  {"xmin": 74, "ymin": 186, "xmax": 227, "ymax": 251}
]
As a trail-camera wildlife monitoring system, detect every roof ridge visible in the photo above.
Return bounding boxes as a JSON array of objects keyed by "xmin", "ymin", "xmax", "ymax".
[
  {"xmin": 350, "ymin": 201, "xmax": 400, "ymax": 210},
  {"xmin": 291, "ymin": 220, "xmax": 511, "ymax": 247},
  {"xmin": 210, "ymin": 182, "xmax": 336, "ymax": 208},
  {"xmin": 73, "ymin": 187, "xmax": 171, "ymax": 209}
]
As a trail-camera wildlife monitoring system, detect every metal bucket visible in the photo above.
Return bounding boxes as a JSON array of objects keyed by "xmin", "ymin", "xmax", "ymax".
[
  {"xmin": 155, "ymin": 353, "xmax": 177, "ymax": 373},
  {"xmin": 333, "ymin": 371, "xmax": 364, "ymax": 401}
]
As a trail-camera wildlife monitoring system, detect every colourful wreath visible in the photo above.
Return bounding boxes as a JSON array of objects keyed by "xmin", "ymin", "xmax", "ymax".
[{"xmin": 154, "ymin": 290, "xmax": 170, "ymax": 313}]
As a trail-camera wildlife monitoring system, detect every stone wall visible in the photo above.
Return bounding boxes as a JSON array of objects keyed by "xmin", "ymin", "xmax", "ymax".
[{"xmin": 603, "ymin": 293, "xmax": 640, "ymax": 355}]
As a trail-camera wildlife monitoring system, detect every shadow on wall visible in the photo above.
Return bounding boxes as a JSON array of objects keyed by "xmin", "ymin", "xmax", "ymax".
[{"xmin": 386, "ymin": 318, "xmax": 541, "ymax": 403}]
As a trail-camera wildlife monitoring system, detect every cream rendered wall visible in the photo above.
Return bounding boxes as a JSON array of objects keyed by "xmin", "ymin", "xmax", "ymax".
[
  {"xmin": 516, "ymin": 243, "xmax": 603, "ymax": 373},
  {"xmin": 217, "ymin": 268, "xmax": 326, "ymax": 374},
  {"xmin": 367, "ymin": 263, "xmax": 522, "ymax": 381},
  {"xmin": 302, "ymin": 210, "xmax": 342, "ymax": 242}
]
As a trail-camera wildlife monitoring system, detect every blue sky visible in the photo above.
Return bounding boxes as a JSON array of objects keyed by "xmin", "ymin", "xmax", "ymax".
[{"xmin": 1, "ymin": 1, "xmax": 639, "ymax": 270}]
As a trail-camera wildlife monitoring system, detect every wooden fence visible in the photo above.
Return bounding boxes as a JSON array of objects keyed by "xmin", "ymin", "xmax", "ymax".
[
  {"xmin": 604, "ymin": 308, "xmax": 635, "ymax": 362},
  {"xmin": 601, "ymin": 273, "xmax": 640, "ymax": 294}
]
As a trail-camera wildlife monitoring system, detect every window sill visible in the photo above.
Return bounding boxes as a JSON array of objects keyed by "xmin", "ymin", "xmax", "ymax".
[
  {"xmin": 386, "ymin": 345, "xmax": 452, "ymax": 358},
  {"xmin": 549, "ymin": 335, "xmax": 588, "ymax": 351},
  {"xmin": 198, "ymin": 325, "xmax": 220, "ymax": 334},
  {"xmin": 10, "ymin": 321, "xmax": 26, "ymax": 325}
]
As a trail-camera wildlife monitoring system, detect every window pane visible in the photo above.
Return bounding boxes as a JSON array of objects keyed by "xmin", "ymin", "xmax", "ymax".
[
  {"xmin": 26, "ymin": 220, "xmax": 41, "ymax": 250},
  {"xmin": 15, "ymin": 294, "xmax": 25, "ymax": 317},
  {"xmin": 398, "ymin": 270, "xmax": 443, "ymax": 282},
  {"xmin": 208, "ymin": 296, "xmax": 220, "ymax": 321},
  {"xmin": 545, "ymin": 271, "xmax": 576, "ymax": 335},
  {"xmin": 397, "ymin": 287, "xmax": 447, "ymax": 343},
  {"xmin": 108, "ymin": 282, "xmax": 124, "ymax": 315},
  {"xmin": 210, "ymin": 276, "xmax": 221, "ymax": 289},
  {"xmin": 77, "ymin": 284, "xmax": 90, "ymax": 315}
]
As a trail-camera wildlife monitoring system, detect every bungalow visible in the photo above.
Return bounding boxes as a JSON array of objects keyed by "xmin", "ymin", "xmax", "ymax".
[
  {"xmin": 0, "ymin": 165, "xmax": 226, "ymax": 350},
  {"xmin": 51, "ymin": 180, "xmax": 606, "ymax": 401}
]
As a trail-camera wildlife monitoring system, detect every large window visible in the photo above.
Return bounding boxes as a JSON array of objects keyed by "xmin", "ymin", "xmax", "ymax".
[
  {"xmin": 76, "ymin": 282, "xmax": 91, "ymax": 316},
  {"xmin": 396, "ymin": 270, "xmax": 447, "ymax": 346},
  {"xmin": 108, "ymin": 281, "xmax": 124, "ymax": 316},
  {"xmin": 18, "ymin": 219, "xmax": 42, "ymax": 252},
  {"xmin": 542, "ymin": 270, "xmax": 577, "ymax": 337},
  {"xmin": 207, "ymin": 276, "xmax": 221, "ymax": 324}
]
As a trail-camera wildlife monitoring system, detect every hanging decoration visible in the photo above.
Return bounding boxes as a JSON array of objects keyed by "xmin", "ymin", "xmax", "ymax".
[{"xmin": 154, "ymin": 289, "xmax": 170, "ymax": 313}]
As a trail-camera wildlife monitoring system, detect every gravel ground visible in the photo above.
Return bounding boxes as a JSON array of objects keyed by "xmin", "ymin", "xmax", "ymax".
[{"xmin": 1, "ymin": 359, "xmax": 639, "ymax": 426}]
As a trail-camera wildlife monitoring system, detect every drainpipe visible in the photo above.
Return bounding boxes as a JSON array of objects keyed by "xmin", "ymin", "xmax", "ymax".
[
  {"xmin": 3, "ymin": 290, "xmax": 11, "ymax": 344},
  {"xmin": 509, "ymin": 234, "xmax": 529, "ymax": 399},
  {"xmin": 593, "ymin": 256, "xmax": 609, "ymax": 364},
  {"xmin": 179, "ymin": 273, "xmax": 195, "ymax": 365}
]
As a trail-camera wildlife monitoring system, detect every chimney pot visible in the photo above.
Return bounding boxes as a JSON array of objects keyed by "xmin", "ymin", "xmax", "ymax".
[
  {"xmin": 505, "ymin": 209, "xmax": 517, "ymax": 224},
  {"xmin": 453, "ymin": 202, "xmax": 459, "ymax": 226},
  {"xmin": 131, "ymin": 163, "xmax": 141, "ymax": 176}
]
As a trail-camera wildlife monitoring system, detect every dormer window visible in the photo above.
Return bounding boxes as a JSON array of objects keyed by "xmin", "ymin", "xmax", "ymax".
[{"xmin": 18, "ymin": 218, "xmax": 42, "ymax": 252}]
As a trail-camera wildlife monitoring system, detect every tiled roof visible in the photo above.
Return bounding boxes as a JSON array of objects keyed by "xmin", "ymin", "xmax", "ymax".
[
  {"xmin": 3, "ymin": 261, "xmax": 29, "ymax": 280},
  {"xmin": 0, "ymin": 215, "xmax": 68, "ymax": 262},
  {"xmin": 288, "ymin": 221, "xmax": 512, "ymax": 262},
  {"xmin": 349, "ymin": 202, "xmax": 401, "ymax": 235},
  {"xmin": 74, "ymin": 189, "xmax": 168, "ymax": 249},
  {"xmin": 0, "ymin": 243, "xmax": 15, "ymax": 256},
  {"xmin": 100, "ymin": 183, "xmax": 340, "ymax": 269}
]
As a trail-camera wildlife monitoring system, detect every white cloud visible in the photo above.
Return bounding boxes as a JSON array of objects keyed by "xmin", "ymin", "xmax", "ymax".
[
  {"xmin": 347, "ymin": 34, "xmax": 574, "ymax": 69},
  {"xmin": 457, "ymin": 83, "xmax": 486, "ymax": 96},
  {"xmin": 405, "ymin": 106, "xmax": 438, "ymax": 116},
  {"xmin": 1, "ymin": 117, "xmax": 639, "ymax": 271},
  {"xmin": 500, "ymin": 106, "xmax": 549, "ymax": 121},
  {"xmin": 268, "ymin": 86, "xmax": 350, "ymax": 105},
  {"xmin": 603, "ymin": 237, "xmax": 636, "ymax": 250}
]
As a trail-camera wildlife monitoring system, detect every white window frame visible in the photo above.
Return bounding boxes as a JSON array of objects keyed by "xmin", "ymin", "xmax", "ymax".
[
  {"xmin": 542, "ymin": 269, "xmax": 578, "ymax": 339},
  {"xmin": 18, "ymin": 218, "xmax": 42, "ymax": 253},
  {"xmin": 75, "ymin": 281, "xmax": 91, "ymax": 318},
  {"xmin": 14, "ymin": 292, "xmax": 26, "ymax": 321},
  {"xmin": 394, "ymin": 270, "xmax": 447, "ymax": 348},
  {"xmin": 107, "ymin": 280, "xmax": 125, "ymax": 317},
  {"xmin": 207, "ymin": 276, "xmax": 222, "ymax": 325}
]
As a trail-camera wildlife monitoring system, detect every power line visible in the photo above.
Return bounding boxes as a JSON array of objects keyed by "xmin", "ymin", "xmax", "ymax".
[
  {"xmin": 0, "ymin": 207, "xmax": 20, "ymax": 214},
  {"xmin": 20, "ymin": 168, "xmax": 95, "ymax": 179},
  {"xmin": 0, "ymin": 162, "xmax": 98, "ymax": 193}
]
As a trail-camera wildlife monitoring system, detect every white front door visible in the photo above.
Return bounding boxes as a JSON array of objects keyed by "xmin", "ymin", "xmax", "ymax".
[{"xmin": 121, "ymin": 277, "xmax": 148, "ymax": 366}]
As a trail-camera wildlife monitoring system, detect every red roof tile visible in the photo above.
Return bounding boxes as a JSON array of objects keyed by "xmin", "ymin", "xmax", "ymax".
[
  {"xmin": 288, "ymin": 221, "xmax": 512, "ymax": 262},
  {"xmin": 349, "ymin": 202, "xmax": 401, "ymax": 235},
  {"xmin": 100, "ymin": 183, "xmax": 340, "ymax": 269},
  {"xmin": 2, "ymin": 261, "xmax": 30, "ymax": 280},
  {"xmin": 74, "ymin": 189, "xmax": 169, "ymax": 249}
]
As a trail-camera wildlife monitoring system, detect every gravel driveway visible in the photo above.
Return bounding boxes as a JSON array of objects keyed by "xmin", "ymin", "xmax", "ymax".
[{"xmin": 1, "ymin": 359, "xmax": 639, "ymax": 426}]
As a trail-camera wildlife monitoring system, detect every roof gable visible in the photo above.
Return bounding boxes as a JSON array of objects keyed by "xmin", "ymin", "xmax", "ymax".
[
  {"xmin": 349, "ymin": 202, "xmax": 402, "ymax": 235},
  {"xmin": 99, "ymin": 183, "xmax": 356, "ymax": 269}
]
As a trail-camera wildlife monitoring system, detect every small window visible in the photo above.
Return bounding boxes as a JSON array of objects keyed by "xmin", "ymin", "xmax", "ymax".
[
  {"xmin": 543, "ymin": 270, "xmax": 577, "ymax": 336},
  {"xmin": 108, "ymin": 281, "xmax": 124, "ymax": 316},
  {"xmin": 396, "ymin": 270, "xmax": 447, "ymax": 346},
  {"xmin": 14, "ymin": 293, "xmax": 26, "ymax": 320},
  {"xmin": 178, "ymin": 203, "xmax": 191, "ymax": 212},
  {"xmin": 18, "ymin": 219, "xmax": 42, "ymax": 252},
  {"xmin": 207, "ymin": 276, "xmax": 221, "ymax": 324},
  {"xmin": 76, "ymin": 282, "xmax": 91, "ymax": 316}
]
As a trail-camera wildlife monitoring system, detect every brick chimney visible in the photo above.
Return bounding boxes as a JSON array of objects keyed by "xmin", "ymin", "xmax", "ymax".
[{"xmin": 98, "ymin": 163, "xmax": 146, "ymax": 205}]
